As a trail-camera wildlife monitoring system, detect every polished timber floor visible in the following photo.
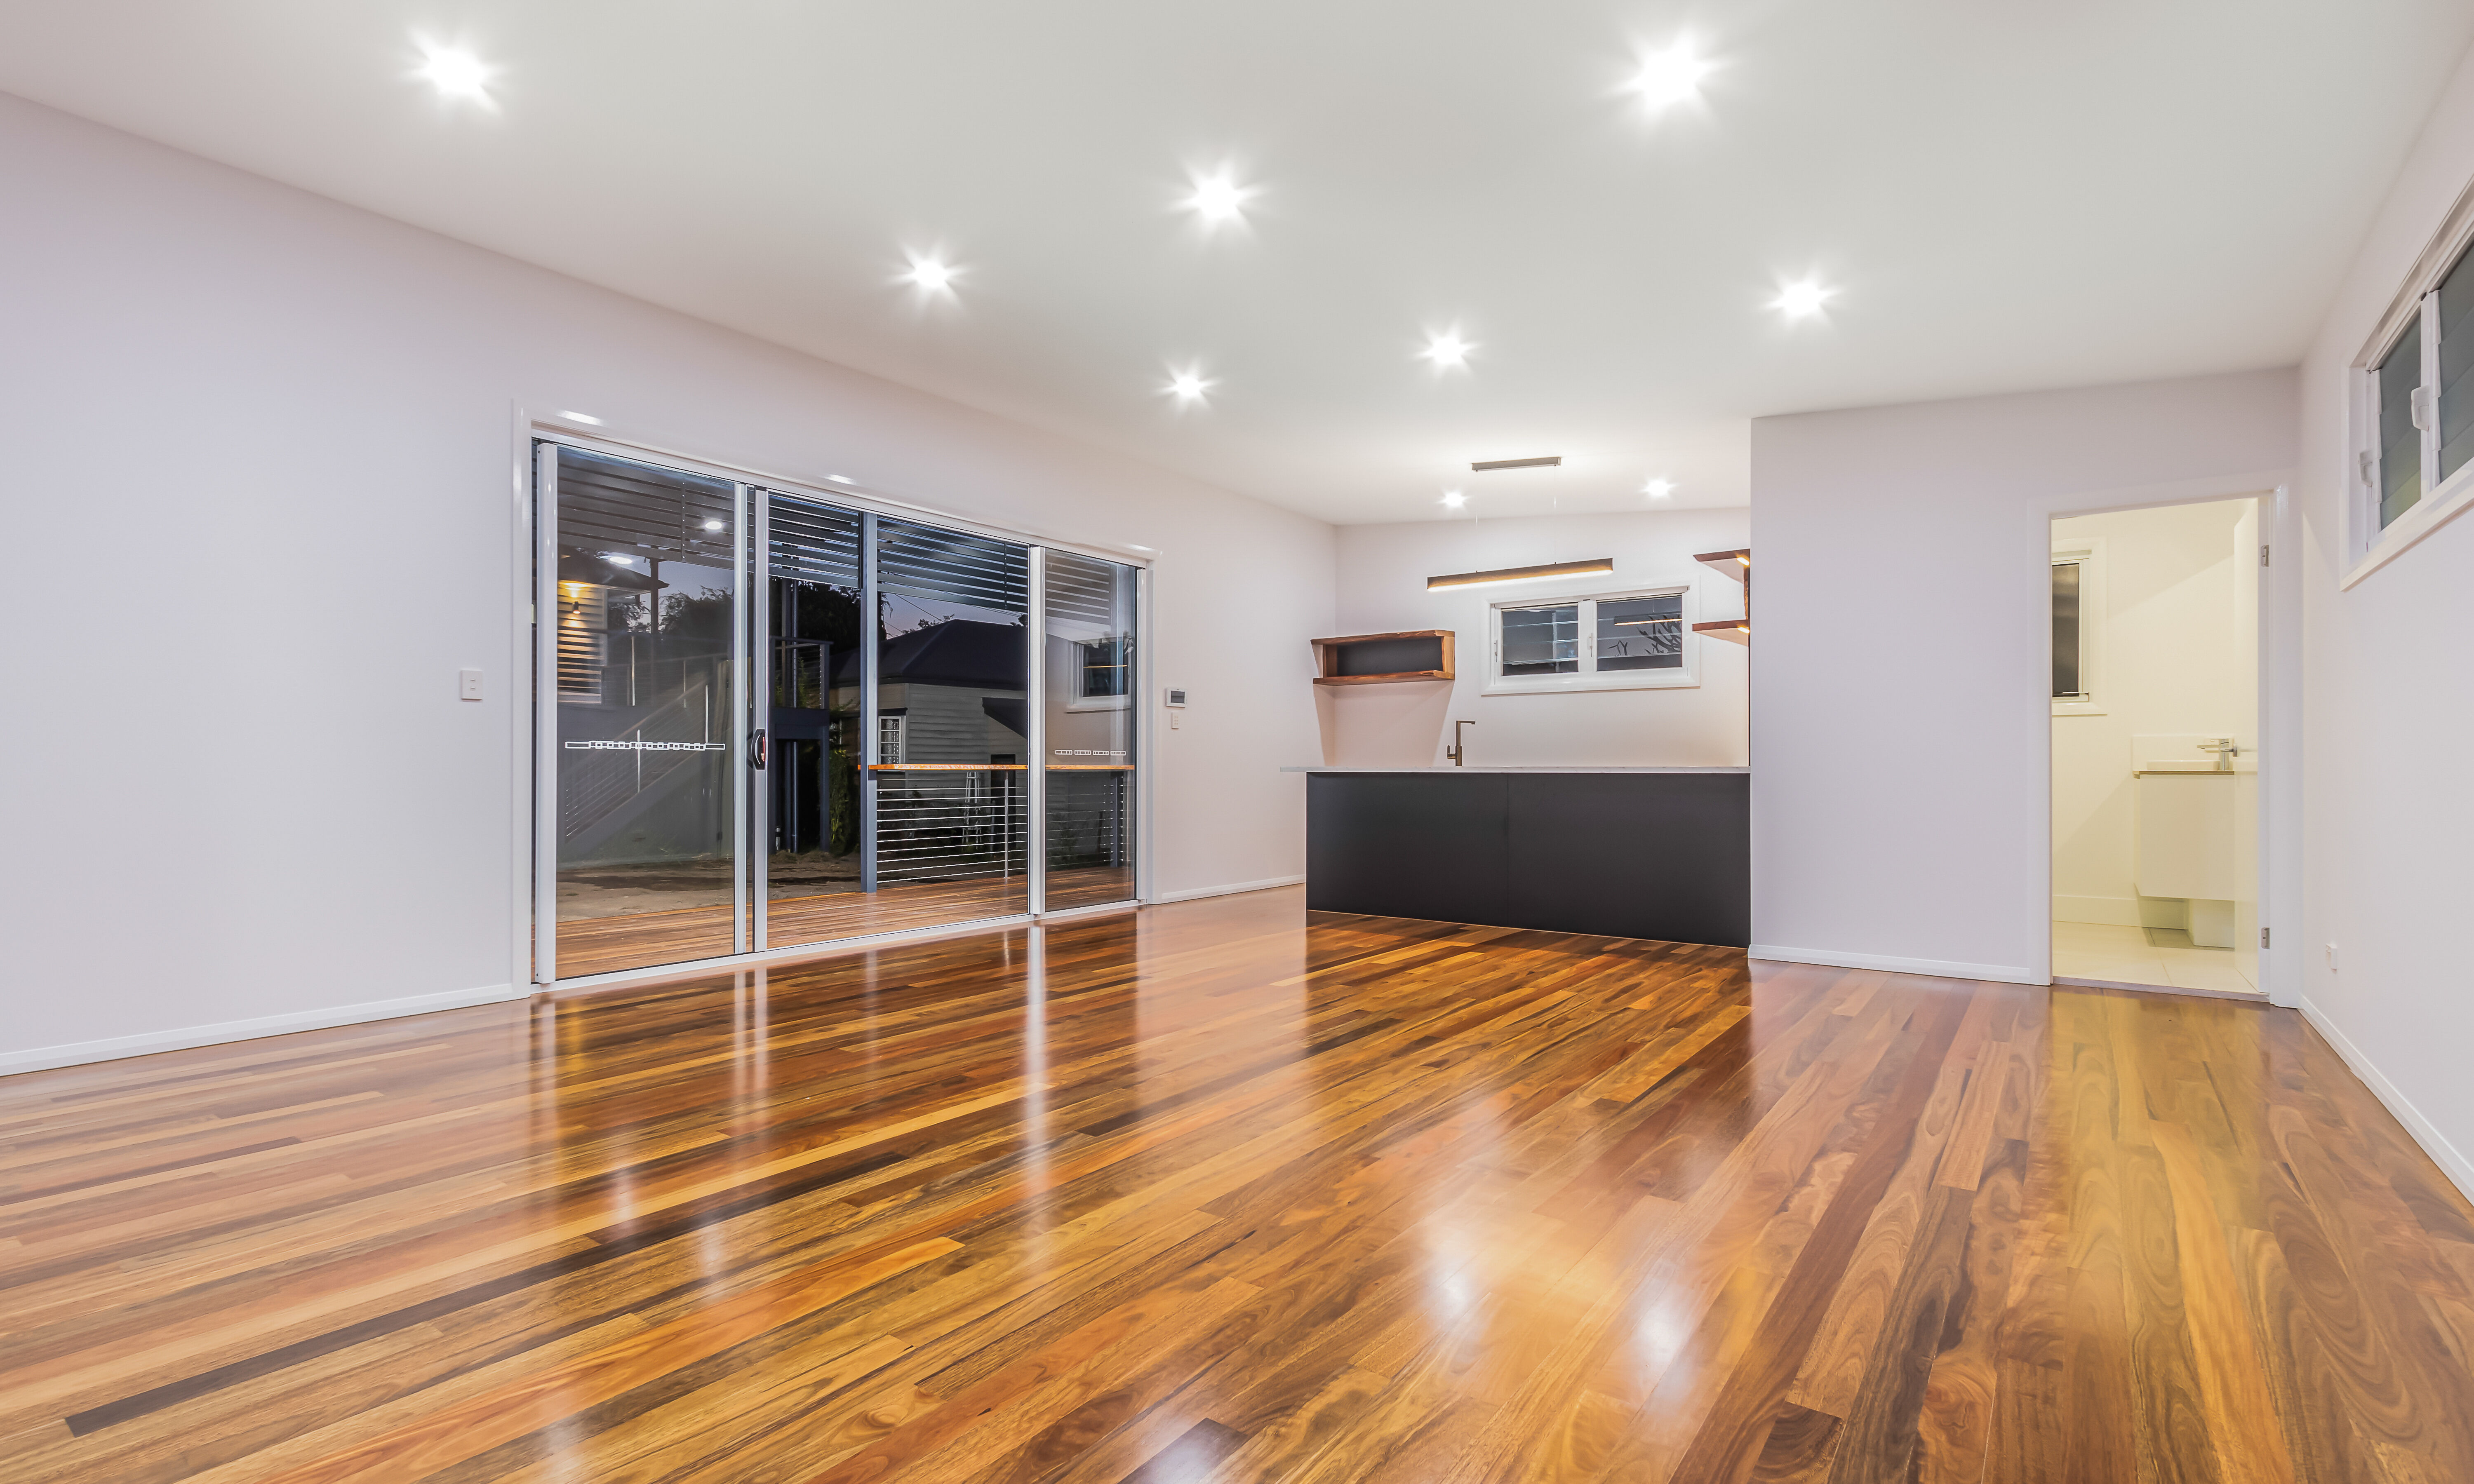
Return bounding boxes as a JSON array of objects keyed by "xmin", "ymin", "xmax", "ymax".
[{"xmin": 7, "ymin": 890, "xmax": 2474, "ymax": 1484}]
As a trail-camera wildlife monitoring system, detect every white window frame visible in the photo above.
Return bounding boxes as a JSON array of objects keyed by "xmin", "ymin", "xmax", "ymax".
[
  {"xmin": 2050, "ymin": 537, "xmax": 2107, "ymax": 718},
  {"xmin": 1064, "ymin": 635, "xmax": 1134, "ymax": 713},
  {"xmin": 876, "ymin": 713, "xmax": 907, "ymax": 765},
  {"xmin": 2345, "ymin": 190, "xmax": 2474, "ymax": 587},
  {"xmin": 1484, "ymin": 582, "xmax": 1699, "ymax": 695}
]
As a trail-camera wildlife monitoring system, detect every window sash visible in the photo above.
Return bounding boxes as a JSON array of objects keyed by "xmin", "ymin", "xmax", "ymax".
[
  {"xmin": 1491, "ymin": 588, "xmax": 1694, "ymax": 686},
  {"xmin": 2363, "ymin": 238, "xmax": 2474, "ymax": 548}
]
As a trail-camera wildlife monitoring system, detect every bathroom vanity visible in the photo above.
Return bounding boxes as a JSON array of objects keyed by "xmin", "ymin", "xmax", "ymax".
[
  {"xmin": 1290, "ymin": 767, "xmax": 1750, "ymax": 946},
  {"xmin": 2135, "ymin": 761, "xmax": 2255, "ymax": 948}
]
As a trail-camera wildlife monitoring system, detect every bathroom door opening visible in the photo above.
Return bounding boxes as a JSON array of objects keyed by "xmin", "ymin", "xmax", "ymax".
[{"xmin": 2048, "ymin": 495, "xmax": 2263, "ymax": 997}]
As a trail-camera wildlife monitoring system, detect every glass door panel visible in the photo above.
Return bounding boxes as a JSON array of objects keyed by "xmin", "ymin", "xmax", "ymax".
[
  {"xmin": 870, "ymin": 518, "xmax": 1030, "ymax": 930},
  {"xmin": 758, "ymin": 494, "xmax": 866, "ymax": 949},
  {"xmin": 1042, "ymin": 550, "xmax": 1137, "ymax": 908},
  {"xmin": 546, "ymin": 446, "xmax": 743, "ymax": 978}
]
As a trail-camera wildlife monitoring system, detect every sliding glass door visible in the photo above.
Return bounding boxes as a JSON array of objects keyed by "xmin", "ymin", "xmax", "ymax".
[
  {"xmin": 1042, "ymin": 551, "xmax": 1138, "ymax": 909},
  {"xmin": 538, "ymin": 446, "xmax": 746, "ymax": 980},
  {"xmin": 868, "ymin": 518, "xmax": 1032, "ymax": 930},
  {"xmin": 753, "ymin": 494, "xmax": 865, "ymax": 951},
  {"xmin": 534, "ymin": 439, "xmax": 1138, "ymax": 982}
]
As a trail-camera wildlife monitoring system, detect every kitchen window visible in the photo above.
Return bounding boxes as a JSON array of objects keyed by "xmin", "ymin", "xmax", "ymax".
[{"xmin": 1487, "ymin": 586, "xmax": 1697, "ymax": 694}]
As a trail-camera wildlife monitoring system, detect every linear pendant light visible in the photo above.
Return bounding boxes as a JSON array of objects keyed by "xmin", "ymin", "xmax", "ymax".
[{"xmin": 1426, "ymin": 556, "xmax": 1615, "ymax": 591}]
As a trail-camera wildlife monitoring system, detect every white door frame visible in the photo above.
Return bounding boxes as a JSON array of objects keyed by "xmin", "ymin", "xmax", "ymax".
[{"xmin": 2031, "ymin": 476, "xmax": 2295, "ymax": 1005}]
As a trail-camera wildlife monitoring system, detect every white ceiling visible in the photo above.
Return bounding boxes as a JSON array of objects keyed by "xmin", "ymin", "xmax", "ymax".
[{"xmin": 3, "ymin": 2, "xmax": 2469, "ymax": 524}]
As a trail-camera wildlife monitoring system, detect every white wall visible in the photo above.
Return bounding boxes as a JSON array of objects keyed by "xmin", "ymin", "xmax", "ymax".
[
  {"xmin": 1327, "ymin": 509, "xmax": 1750, "ymax": 768},
  {"xmin": 0, "ymin": 93, "xmax": 1333, "ymax": 1073},
  {"xmin": 1749, "ymin": 369, "xmax": 2295, "ymax": 984},
  {"xmin": 2292, "ymin": 44, "xmax": 2474, "ymax": 1193},
  {"xmin": 2049, "ymin": 499, "xmax": 2254, "ymax": 928}
]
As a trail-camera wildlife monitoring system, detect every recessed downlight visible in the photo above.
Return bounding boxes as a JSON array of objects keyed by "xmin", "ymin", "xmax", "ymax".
[
  {"xmin": 415, "ymin": 44, "xmax": 492, "ymax": 102},
  {"xmin": 1440, "ymin": 491, "xmax": 1467, "ymax": 508},
  {"xmin": 1186, "ymin": 171, "xmax": 1251, "ymax": 225},
  {"xmin": 1631, "ymin": 40, "xmax": 1710, "ymax": 110},
  {"xmin": 1420, "ymin": 331, "xmax": 1473, "ymax": 369},
  {"xmin": 1165, "ymin": 368, "xmax": 1213, "ymax": 404},
  {"xmin": 1643, "ymin": 478, "xmax": 1676, "ymax": 497},
  {"xmin": 903, "ymin": 256, "xmax": 957, "ymax": 293},
  {"xmin": 1773, "ymin": 279, "xmax": 1835, "ymax": 319}
]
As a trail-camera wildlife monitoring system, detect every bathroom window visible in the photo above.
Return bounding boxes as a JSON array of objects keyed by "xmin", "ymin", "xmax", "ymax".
[
  {"xmin": 1487, "ymin": 586, "xmax": 1698, "ymax": 694},
  {"xmin": 2051, "ymin": 540, "xmax": 2106, "ymax": 717},
  {"xmin": 2352, "ymin": 226, "xmax": 2474, "ymax": 573},
  {"xmin": 2051, "ymin": 562, "xmax": 2083, "ymax": 698},
  {"xmin": 876, "ymin": 713, "xmax": 907, "ymax": 765}
]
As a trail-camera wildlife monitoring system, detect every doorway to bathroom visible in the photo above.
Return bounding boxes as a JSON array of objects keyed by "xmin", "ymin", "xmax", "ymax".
[{"xmin": 2049, "ymin": 496, "xmax": 2262, "ymax": 997}]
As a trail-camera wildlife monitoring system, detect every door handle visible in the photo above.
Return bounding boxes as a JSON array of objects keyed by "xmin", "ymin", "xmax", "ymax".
[{"xmin": 751, "ymin": 728, "xmax": 767, "ymax": 770}]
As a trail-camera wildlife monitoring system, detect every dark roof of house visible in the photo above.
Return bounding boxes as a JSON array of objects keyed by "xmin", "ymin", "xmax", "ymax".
[{"xmin": 876, "ymin": 619, "xmax": 1026, "ymax": 690}]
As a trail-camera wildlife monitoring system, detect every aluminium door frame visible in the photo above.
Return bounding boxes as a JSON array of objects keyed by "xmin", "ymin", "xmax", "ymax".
[
  {"xmin": 517, "ymin": 416, "xmax": 1152, "ymax": 991},
  {"xmin": 530, "ymin": 441, "xmax": 562, "ymax": 985},
  {"xmin": 749, "ymin": 489, "xmax": 770, "ymax": 951},
  {"xmin": 1026, "ymin": 547, "xmax": 1048, "ymax": 915},
  {"xmin": 731, "ymin": 480, "xmax": 751, "ymax": 956}
]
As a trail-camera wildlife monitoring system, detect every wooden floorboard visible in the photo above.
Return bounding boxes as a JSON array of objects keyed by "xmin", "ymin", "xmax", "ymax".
[
  {"xmin": 4, "ymin": 887, "xmax": 2471, "ymax": 1482},
  {"xmin": 554, "ymin": 876, "xmax": 1030, "ymax": 977}
]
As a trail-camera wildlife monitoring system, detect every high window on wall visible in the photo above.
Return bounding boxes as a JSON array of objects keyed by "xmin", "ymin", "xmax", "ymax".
[
  {"xmin": 1486, "ymin": 586, "xmax": 1697, "ymax": 694},
  {"xmin": 2356, "ymin": 226, "xmax": 2474, "ymax": 565},
  {"xmin": 2051, "ymin": 539, "xmax": 2106, "ymax": 716}
]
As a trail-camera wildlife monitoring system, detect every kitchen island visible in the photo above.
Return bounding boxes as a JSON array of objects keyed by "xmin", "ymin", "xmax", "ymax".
[{"xmin": 1288, "ymin": 766, "xmax": 1750, "ymax": 948}]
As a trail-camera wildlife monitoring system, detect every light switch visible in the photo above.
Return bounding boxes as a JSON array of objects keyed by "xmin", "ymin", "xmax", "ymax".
[
  {"xmin": 1170, "ymin": 710, "xmax": 1181, "ymax": 730},
  {"xmin": 459, "ymin": 668, "xmax": 484, "ymax": 702}
]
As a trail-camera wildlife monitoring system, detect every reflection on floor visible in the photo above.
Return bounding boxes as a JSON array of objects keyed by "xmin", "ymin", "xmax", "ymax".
[
  {"xmin": 553, "ymin": 866, "xmax": 1138, "ymax": 978},
  {"xmin": 2053, "ymin": 919, "xmax": 2260, "ymax": 996},
  {"xmin": 14, "ymin": 889, "xmax": 2471, "ymax": 1481},
  {"xmin": 1045, "ymin": 864, "xmax": 1135, "ymax": 911},
  {"xmin": 559, "ymin": 852, "xmax": 859, "ymax": 920},
  {"xmin": 555, "ymin": 878, "xmax": 1018, "ymax": 977}
]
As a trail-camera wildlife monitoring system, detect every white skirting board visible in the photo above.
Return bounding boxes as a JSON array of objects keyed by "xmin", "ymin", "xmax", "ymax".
[
  {"xmin": 2295, "ymin": 996, "xmax": 2474, "ymax": 1207},
  {"xmin": 1747, "ymin": 944, "xmax": 2039, "ymax": 986},
  {"xmin": 0, "ymin": 982, "xmax": 525, "ymax": 1079},
  {"xmin": 1150, "ymin": 874, "xmax": 1306, "ymax": 904}
]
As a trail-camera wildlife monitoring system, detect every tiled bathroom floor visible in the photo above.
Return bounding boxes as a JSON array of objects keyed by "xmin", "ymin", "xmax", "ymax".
[{"xmin": 2052, "ymin": 920, "xmax": 2262, "ymax": 996}]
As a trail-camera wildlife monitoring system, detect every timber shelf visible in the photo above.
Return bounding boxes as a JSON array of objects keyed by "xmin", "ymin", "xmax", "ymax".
[
  {"xmin": 1311, "ymin": 629, "xmax": 1456, "ymax": 686},
  {"xmin": 1691, "ymin": 548, "xmax": 1752, "ymax": 643}
]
